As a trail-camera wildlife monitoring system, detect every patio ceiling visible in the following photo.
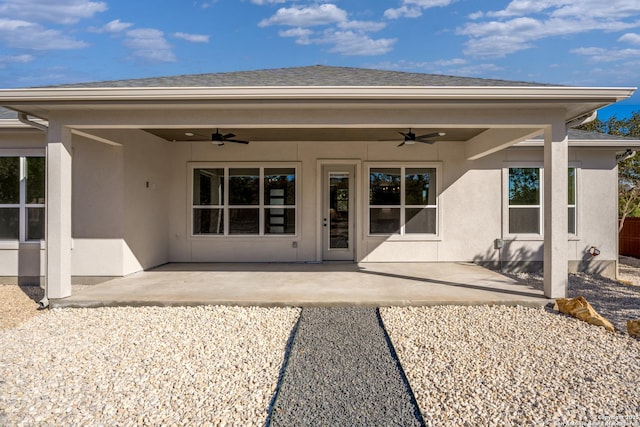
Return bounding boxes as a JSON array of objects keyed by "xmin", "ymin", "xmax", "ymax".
[{"xmin": 143, "ymin": 127, "xmax": 489, "ymax": 143}]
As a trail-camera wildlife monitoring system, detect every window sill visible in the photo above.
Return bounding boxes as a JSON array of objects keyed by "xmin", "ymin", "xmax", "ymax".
[
  {"xmin": 190, "ymin": 234, "xmax": 299, "ymax": 239},
  {"xmin": 366, "ymin": 234, "xmax": 442, "ymax": 242},
  {"xmin": 0, "ymin": 240, "xmax": 44, "ymax": 250}
]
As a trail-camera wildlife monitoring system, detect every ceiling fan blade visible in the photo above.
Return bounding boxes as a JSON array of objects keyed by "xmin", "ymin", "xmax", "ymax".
[
  {"xmin": 415, "ymin": 138, "xmax": 437, "ymax": 144},
  {"xmin": 226, "ymin": 139, "xmax": 250, "ymax": 144},
  {"xmin": 415, "ymin": 132, "xmax": 445, "ymax": 139},
  {"xmin": 222, "ymin": 133, "xmax": 235, "ymax": 139},
  {"xmin": 397, "ymin": 141, "xmax": 405, "ymax": 147}
]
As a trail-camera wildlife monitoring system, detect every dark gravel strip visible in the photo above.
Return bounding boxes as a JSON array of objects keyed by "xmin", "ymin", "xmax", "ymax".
[{"xmin": 268, "ymin": 307, "xmax": 424, "ymax": 427}]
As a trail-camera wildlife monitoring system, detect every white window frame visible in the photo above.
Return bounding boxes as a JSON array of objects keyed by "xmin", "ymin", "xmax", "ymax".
[
  {"xmin": 366, "ymin": 163, "xmax": 441, "ymax": 240},
  {"xmin": 0, "ymin": 150, "xmax": 46, "ymax": 247},
  {"xmin": 188, "ymin": 162, "xmax": 300, "ymax": 238},
  {"xmin": 502, "ymin": 163, "xmax": 580, "ymax": 240}
]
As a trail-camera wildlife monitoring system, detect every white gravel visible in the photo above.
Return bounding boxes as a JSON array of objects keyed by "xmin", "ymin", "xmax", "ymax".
[
  {"xmin": 380, "ymin": 305, "xmax": 640, "ymax": 426},
  {"xmin": 2, "ymin": 261, "xmax": 640, "ymax": 425},
  {"xmin": 0, "ymin": 305, "xmax": 300, "ymax": 426}
]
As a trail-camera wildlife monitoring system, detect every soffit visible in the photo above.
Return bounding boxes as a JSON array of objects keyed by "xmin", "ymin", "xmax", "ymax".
[{"xmin": 143, "ymin": 127, "xmax": 487, "ymax": 143}]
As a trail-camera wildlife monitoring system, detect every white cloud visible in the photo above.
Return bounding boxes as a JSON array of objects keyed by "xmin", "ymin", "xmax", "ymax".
[
  {"xmin": 571, "ymin": 46, "xmax": 640, "ymax": 62},
  {"xmin": 338, "ymin": 20, "xmax": 386, "ymax": 32},
  {"xmin": 0, "ymin": 53, "xmax": 34, "ymax": 67},
  {"xmin": 384, "ymin": 0, "xmax": 456, "ymax": 19},
  {"xmin": 433, "ymin": 58, "xmax": 467, "ymax": 66},
  {"xmin": 0, "ymin": 18, "xmax": 88, "ymax": 49},
  {"xmin": 0, "ymin": 0, "xmax": 107, "ymax": 25},
  {"xmin": 124, "ymin": 28, "xmax": 175, "ymax": 62},
  {"xmin": 91, "ymin": 19, "xmax": 133, "ymax": 33},
  {"xmin": 619, "ymin": 32, "xmax": 640, "ymax": 45},
  {"xmin": 384, "ymin": 6, "xmax": 422, "ymax": 19},
  {"xmin": 172, "ymin": 32, "xmax": 210, "ymax": 43},
  {"xmin": 318, "ymin": 30, "xmax": 396, "ymax": 56},
  {"xmin": 458, "ymin": 0, "xmax": 640, "ymax": 58},
  {"xmin": 279, "ymin": 27, "xmax": 313, "ymax": 44},
  {"xmin": 404, "ymin": 0, "xmax": 457, "ymax": 7},
  {"xmin": 259, "ymin": 4, "xmax": 347, "ymax": 27}
]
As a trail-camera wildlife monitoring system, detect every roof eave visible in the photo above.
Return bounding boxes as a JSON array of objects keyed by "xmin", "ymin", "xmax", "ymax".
[{"xmin": 0, "ymin": 86, "xmax": 635, "ymax": 102}]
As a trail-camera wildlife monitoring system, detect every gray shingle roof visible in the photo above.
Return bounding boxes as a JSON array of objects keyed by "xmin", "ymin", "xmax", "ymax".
[
  {"xmin": 0, "ymin": 107, "xmax": 17, "ymax": 119},
  {"xmin": 51, "ymin": 65, "xmax": 555, "ymax": 88}
]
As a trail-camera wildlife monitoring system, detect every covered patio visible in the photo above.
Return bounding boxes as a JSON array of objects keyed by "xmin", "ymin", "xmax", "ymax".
[{"xmin": 51, "ymin": 262, "xmax": 551, "ymax": 308}]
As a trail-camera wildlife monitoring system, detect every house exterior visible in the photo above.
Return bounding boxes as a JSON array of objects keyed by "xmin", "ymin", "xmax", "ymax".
[{"xmin": 0, "ymin": 65, "xmax": 636, "ymax": 302}]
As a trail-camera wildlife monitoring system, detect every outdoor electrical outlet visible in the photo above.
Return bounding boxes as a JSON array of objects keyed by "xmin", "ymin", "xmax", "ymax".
[
  {"xmin": 292, "ymin": 242, "xmax": 298, "ymax": 248},
  {"xmin": 494, "ymin": 239, "xmax": 504, "ymax": 250}
]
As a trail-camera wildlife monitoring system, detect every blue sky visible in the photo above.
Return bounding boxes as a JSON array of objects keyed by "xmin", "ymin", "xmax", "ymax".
[{"xmin": 1, "ymin": 0, "xmax": 639, "ymax": 118}]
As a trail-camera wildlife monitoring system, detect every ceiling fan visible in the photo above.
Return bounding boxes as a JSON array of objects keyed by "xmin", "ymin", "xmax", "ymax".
[
  {"xmin": 210, "ymin": 129, "xmax": 250, "ymax": 145},
  {"xmin": 394, "ymin": 129, "xmax": 446, "ymax": 147}
]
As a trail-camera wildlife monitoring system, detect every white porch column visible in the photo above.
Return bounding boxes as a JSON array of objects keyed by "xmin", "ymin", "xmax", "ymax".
[
  {"xmin": 46, "ymin": 126, "xmax": 72, "ymax": 299},
  {"xmin": 543, "ymin": 120, "xmax": 568, "ymax": 298}
]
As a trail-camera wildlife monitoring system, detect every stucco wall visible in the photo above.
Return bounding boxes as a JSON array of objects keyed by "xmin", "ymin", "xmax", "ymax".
[
  {"xmin": 167, "ymin": 139, "xmax": 619, "ymax": 270},
  {"xmin": 0, "ymin": 128, "xmax": 622, "ymax": 280},
  {"xmin": 71, "ymin": 129, "xmax": 170, "ymax": 278}
]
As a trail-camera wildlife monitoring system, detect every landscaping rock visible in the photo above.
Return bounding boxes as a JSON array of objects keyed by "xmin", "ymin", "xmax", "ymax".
[
  {"xmin": 555, "ymin": 296, "xmax": 615, "ymax": 332},
  {"xmin": 627, "ymin": 319, "xmax": 640, "ymax": 338}
]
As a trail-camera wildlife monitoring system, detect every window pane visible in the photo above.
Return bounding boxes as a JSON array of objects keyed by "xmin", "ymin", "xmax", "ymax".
[
  {"xmin": 405, "ymin": 208, "xmax": 437, "ymax": 234},
  {"xmin": 265, "ymin": 168, "xmax": 295, "ymax": 206},
  {"xmin": 370, "ymin": 168, "xmax": 400, "ymax": 205},
  {"xmin": 569, "ymin": 206, "xmax": 576, "ymax": 234},
  {"xmin": 568, "ymin": 168, "xmax": 576, "ymax": 205},
  {"xmin": 229, "ymin": 208, "xmax": 259, "ymax": 234},
  {"xmin": 27, "ymin": 207, "xmax": 45, "ymax": 240},
  {"xmin": 229, "ymin": 168, "xmax": 259, "ymax": 205},
  {"xmin": 0, "ymin": 208, "xmax": 19, "ymax": 239},
  {"xmin": 193, "ymin": 168, "xmax": 224, "ymax": 206},
  {"xmin": 265, "ymin": 208, "xmax": 295, "ymax": 234},
  {"xmin": 509, "ymin": 168, "xmax": 540, "ymax": 205},
  {"xmin": 0, "ymin": 157, "xmax": 19, "ymax": 204},
  {"xmin": 193, "ymin": 208, "xmax": 224, "ymax": 235},
  {"xmin": 26, "ymin": 157, "xmax": 45, "ymax": 204},
  {"xmin": 370, "ymin": 208, "xmax": 400, "ymax": 234},
  {"xmin": 405, "ymin": 168, "xmax": 436, "ymax": 205},
  {"xmin": 509, "ymin": 207, "xmax": 540, "ymax": 234}
]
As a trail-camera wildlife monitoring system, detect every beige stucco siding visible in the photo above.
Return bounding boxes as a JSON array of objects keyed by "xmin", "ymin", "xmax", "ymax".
[{"xmin": 0, "ymin": 129, "xmax": 623, "ymax": 281}]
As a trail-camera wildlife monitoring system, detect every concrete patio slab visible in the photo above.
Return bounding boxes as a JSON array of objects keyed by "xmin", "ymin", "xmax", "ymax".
[{"xmin": 51, "ymin": 262, "xmax": 552, "ymax": 308}]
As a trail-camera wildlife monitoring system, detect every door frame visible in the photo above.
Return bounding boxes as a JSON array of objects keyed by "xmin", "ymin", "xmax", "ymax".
[{"xmin": 316, "ymin": 160, "xmax": 362, "ymax": 262}]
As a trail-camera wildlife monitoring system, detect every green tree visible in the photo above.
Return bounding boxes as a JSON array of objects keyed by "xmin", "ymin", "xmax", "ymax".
[{"xmin": 579, "ymin": 111, "xmax": 640, "ymax": 231}]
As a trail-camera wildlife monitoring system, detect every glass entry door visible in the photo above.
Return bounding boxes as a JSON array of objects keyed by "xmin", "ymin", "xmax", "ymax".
[{"xmin": 322, "ymin": 165, "xmax": 355, "ymax": 261}]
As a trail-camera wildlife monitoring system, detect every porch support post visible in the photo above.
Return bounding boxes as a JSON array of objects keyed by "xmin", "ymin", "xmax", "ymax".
[
  {"xmin": 46, "ymin": 126, "xmax": 72, "ymax": 299},
  {"xmin": 543, "ymin": 119, "xmax": 568, "ymax": 298}
]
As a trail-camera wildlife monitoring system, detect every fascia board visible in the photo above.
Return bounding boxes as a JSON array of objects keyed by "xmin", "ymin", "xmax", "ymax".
[
  {"xmin": 0, "ymin": 86, "xmax": 635, "ymax": 102},
  {"xmin": 516, "ymin": 140, "xmax": 640, "ymax": 147}
]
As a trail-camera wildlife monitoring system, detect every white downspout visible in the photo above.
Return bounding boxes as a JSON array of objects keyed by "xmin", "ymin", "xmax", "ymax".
[
  {"xmin": 17, "ymin": 112, "xmax": 48, "ymax": 132},
  {"xmin": 565, "ymin": 110, "xmax": 598, "ymax": 129},
  {"xmin": 17, "ymin": 112, "xmax": 50, "ymax": 309}
]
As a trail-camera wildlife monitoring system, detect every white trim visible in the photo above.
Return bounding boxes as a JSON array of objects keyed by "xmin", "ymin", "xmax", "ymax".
[{"xmin": 0, "ymin": 86, "xmax": 634, "ymax": 102}]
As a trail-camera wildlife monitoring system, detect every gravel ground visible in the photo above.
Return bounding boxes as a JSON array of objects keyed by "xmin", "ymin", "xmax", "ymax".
[
  {"xmin": 380, "ymin": 305, "xmax": 640, "ymax": 426},
  {"xmin": 270, "ymin": 307, "xmax": 423, "ymax": 426},
  {"xmin": 1, "ymin": 260, "xmax": 640, "ymax": 426},
  {"xmin": 0, "ymin": 305, "xmax": 300, "ymax": 426}
]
